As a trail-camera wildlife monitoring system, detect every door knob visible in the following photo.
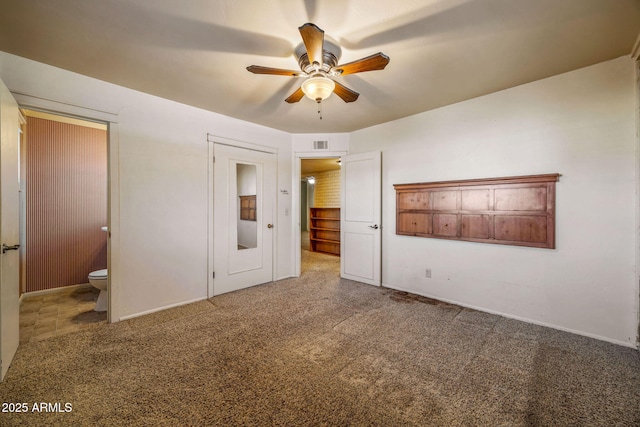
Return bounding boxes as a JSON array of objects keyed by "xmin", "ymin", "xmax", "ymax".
[
  {"xmin": 368, "ymin": 224, "xmax": 379, "ymax": 229},
  {"xmin": 2, "ymin": 243, "xmax": 20, "ymax": 254},
  {"xmin": 267, "ymin": 224, "xmax": 274, "ymax": 229}
]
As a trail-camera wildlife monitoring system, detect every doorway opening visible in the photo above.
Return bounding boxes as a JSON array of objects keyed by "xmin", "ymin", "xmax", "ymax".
[
  {"xmin": 300, "ymin": 157, "xmax": 342, "ymax": 274},
  {"xmin": 18, "ymin": 109, "xmax": 109, "ymax": 344}
]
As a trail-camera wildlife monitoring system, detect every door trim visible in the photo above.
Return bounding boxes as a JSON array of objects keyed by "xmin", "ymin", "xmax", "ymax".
[
  {"xmin": 207, "ymin": 135, "xmax": 278, "ymax": 298},
  {"xmin": 11, "ymin": 92, "xmax": 118, "ymax": 123},
  {"xmin": 293, "ymin": 150, "xmax": 348, "ymax": 277},
  {"xmin": 11, "ymin": 93, "xmax": 120, "ymax": 323},
  {"xmin": 206, "ymin": 134, "xmax": 278, "ymax": 154}
]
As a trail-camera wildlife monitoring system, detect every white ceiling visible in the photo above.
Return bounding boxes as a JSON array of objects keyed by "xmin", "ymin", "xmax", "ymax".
[{"xmin": 0, "ymin": 0, "xmax": 638, "ymax": 133}]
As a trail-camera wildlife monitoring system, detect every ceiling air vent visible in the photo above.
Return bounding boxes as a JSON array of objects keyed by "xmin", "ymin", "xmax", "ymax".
[{"xmin": 313, "ymin": 140, "xmax": 329, "ymax": 150}]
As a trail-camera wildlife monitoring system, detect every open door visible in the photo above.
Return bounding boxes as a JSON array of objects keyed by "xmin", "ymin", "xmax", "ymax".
[
  {"xmin": 340, "ymin": 151, "xmax": 381, "ymax": 286},
  {"xmin": 0, "ymin": 79, "xmax": 20, "ymax": 381},
  {"xmin": 213, "ymin": 143, "xmax": 276, "ymax": 295}
]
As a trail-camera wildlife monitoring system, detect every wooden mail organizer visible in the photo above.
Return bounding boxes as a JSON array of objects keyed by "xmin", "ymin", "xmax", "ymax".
[{"xmin": 394, "ymin": 174, "xmax": 560, "ymax": 249}]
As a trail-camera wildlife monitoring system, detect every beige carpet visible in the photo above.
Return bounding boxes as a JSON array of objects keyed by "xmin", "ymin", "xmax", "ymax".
[{"xmin": 1, "ymin": 250, "xmax": 639, "ymax": 426}]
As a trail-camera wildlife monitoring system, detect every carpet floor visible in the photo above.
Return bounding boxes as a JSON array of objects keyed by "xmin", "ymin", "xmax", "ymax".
[{"xmin": 1, "ymin": 250, "xmax": 638, "ymax": 426}]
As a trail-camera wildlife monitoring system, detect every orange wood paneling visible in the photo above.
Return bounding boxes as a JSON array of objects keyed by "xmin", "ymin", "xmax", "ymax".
[{"xmin": 25, "ymin": 117, "xmax": 107, "ymax": 292}]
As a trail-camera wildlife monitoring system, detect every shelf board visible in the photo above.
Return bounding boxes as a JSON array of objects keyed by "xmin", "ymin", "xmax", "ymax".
[
  {"xmin": 310, "ymin": 237, "xmax": 340, "ymax": 244},
  {"xmin": 309, "ymin": 226, "xmax": 340, "ymax": 232}
]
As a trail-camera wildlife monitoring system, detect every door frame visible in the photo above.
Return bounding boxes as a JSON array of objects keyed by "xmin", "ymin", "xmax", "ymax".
[
  {"xmin": 1, "ymin": 80, "xmax": 21, "ymax": 380},
  {"xmin": 11, "ymin": 92, "xmax": 120, "ymax": 322},
  {"xmin": 293, "ymin": 150, "xmax": 347, "ymax": 277},
  {"xmin": 207, "ymin": 134, "xmax": 278, "ymax": 298}
]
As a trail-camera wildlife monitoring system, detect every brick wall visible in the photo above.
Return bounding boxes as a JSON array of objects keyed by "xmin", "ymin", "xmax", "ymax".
[{"xmin": 313, "ymin": 169, "xmax": 341, "ymax": 207}]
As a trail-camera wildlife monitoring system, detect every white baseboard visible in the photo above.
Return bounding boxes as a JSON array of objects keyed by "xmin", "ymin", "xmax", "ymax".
[
  {"xmin": 118, "ymin": 296, "xmax": 209, "ymax": 321},
  {"xmin": 119, "ymin": 276, "xmax": 298, "ymax": 322},
  {"xmin": 21, "ymin": 283, "xmax": 92, "ymax": 299},
  {"xmin": 381, "ymin": 282, "xmax": 638, "ymax": 349}
]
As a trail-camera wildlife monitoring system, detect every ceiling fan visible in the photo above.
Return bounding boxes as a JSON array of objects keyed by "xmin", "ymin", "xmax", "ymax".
[{"xmin": 247, "ymin": 23, "xmax": 390, "ymax": 109}]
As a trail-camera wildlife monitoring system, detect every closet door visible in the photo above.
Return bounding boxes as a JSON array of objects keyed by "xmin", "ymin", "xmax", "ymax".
[
  {"xmin": 213, "ymin": 144, "xmax": 276, "ymax": 295},
  {"xmin": 340, "ymin": 151, "xmax": 381, "ymax": 286}
]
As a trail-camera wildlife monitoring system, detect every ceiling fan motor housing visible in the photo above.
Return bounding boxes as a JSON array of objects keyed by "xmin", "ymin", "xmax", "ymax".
[{"xmin": 294, "ymin": 38, "xmax": 342, "ymax": 74}]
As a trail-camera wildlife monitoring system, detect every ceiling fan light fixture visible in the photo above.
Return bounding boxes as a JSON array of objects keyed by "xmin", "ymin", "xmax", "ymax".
[
  {"xmin": 247, "ymin": 23, "xmax": 389, "ymax": 107},
  {"xmin": 301, "ymin": 74, "xmax": 335, "ymax": 102}
]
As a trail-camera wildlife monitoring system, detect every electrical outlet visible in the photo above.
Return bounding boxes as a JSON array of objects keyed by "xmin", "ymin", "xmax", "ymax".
[{"xmin": 425, "ymin": 268, "xmax": 432, "ymax": 278}]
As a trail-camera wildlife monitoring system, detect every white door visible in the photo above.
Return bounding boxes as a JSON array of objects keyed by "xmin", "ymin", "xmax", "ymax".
[
  {"xmin": 0, "ymin": 79, "xmax": 20, "ymax": 381},
  {"xmin": 341, "ymin": 151, "xmax": 381, "ymax": 286},
  {"xmin": 213, "ymin": 144, "xmax": 276, "ymax": 295}
]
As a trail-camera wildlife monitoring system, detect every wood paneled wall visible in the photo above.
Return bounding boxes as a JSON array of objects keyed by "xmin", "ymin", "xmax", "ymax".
[{"xmin": 25, "ymin": 116, "xmax": 107, "ymax": 292}]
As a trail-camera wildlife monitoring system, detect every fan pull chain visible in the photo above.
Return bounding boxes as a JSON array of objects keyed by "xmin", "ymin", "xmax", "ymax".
[{"xmin": 316, "ymin": 99, "xmax": 323, "ymax": 120}]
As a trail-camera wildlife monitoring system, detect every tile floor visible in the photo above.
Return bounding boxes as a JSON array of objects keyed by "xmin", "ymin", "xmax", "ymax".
[{"xmin": 19, "ymin": 285, "xmax": 107, "ymax": 344}]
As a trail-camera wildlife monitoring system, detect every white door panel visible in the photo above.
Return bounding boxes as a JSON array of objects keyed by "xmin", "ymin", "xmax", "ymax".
[
  {"xmin": 0, "ymin": 79, "xmax": 20, "ymax": 381},
  {"xmin": 213, "ymin": 144, "xmax": 275, "ymax": 295},
  {"xmin": 343, "ymin": 232, "xmax": 374, "ymax": 279},
  {"xmin": 341, "ymin": 151, "xmax": 381, "ymax": 286},
  {"xmin": 344, "ymin": 159, "xmax": 375, "ymax": 222}
]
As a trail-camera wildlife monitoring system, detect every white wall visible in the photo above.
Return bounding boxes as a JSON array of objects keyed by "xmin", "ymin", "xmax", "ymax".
[
  {"xmin": 292, "ymin": 133, "xmax": 350, "ymax": 153},
  {"xmin": 0, "ymin": 52, "xmax": 293, "ymax": 320},
  {"xmin": 350, "ymin": 56, "xmax": 638, "ymax": 347}
]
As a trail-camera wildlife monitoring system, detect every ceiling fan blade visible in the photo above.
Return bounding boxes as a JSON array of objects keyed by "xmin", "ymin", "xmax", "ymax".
[
  {"xmin": 285, "ymin": 87, "xmax": 305, "ymax": 103},
  {"xmin": 299, "ymin": 23, "xmax": 324, "ymax": 66},
  {"xmin": 334, "ymin": 52, "xmax": 390, "ymax": 75},
  {"xmin": 247, "ymin": 65, "xmax": 303, "ymax": 77},
  {"xmin": 333, "ymin": 81, "xmax": 359, "ymax": 103}
]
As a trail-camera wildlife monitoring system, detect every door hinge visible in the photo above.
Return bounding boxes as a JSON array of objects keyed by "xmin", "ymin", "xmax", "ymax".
[{"xmin": 212, "ymin": 272, "xmax": 215, "ymax": 279}]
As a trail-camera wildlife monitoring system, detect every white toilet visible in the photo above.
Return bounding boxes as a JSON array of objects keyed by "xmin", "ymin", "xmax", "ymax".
[
  {"xmin": 89, "ymin": 226, "xmax": 109, "ymax": 312},
  {"xmin": 88, "ymin": 269, "xmax": 108, "ymax": 312}
]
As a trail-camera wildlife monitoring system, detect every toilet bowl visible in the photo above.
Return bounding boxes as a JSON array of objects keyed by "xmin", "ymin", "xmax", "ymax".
[{"xmin": 88, "ymin": 269, "xmax": 108, "ymax": 312}]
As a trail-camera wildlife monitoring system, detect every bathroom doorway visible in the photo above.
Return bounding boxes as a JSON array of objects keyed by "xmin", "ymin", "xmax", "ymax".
[{"xmin": 18, "ymin": 109, "xmax": 109, "ymax": 343}]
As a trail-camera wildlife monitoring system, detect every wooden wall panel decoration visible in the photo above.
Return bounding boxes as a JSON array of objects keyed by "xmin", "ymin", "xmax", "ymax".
[
  {"xmin": 393, "ymin": 174, "xmax": 560, "ymax": 249},
  {"xmin": 239, "ymin": 195, "xmax": 256, "ymax": 221}
]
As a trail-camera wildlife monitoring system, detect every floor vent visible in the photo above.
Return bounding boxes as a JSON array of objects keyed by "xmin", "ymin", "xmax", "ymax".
[{"xmin": 313, "ymin": 140, "xmax": 329, "ymax": 150}]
